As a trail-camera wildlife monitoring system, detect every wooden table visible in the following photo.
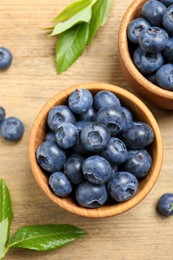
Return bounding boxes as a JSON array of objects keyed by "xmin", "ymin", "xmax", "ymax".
[{"xmin": 1, "ymin": 0, "xmax": 173, "ymax": 259}]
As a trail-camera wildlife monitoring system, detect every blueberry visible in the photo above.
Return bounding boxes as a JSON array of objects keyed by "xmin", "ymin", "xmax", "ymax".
[
  {"xmin": 122, "ymin": 107, "xmax": 133, "ymax": 123},
  {"xmin": 36, "ymin": 141, "xmax": 66, "ymax": 172},
  {"xmin": 139, "ymin": 27, "xmax": 169, "ymax": 53},
  {"xmin": 96, "ymin": 106, "xmax": 127, "ymax": 136},
  {"xmin": 0, "ymin": 106, "xmax": 5, "ymax": 123},
  {"xmin": 128, "ymin": 18, "xmax": 151, "ymax": 44},
  {"xmin": 80, "ymin": 122, "xmax": 110, "ymax": 152},
  {"xmin": 68, "ymin": 89, "xmax": 93, "ymax": 114},
  {"xmin": 73, "ymin": 135, "xmax": 90, "ymax": 156},
  {"xmin": 111, "ymin": 164, "xmax": 119, "ymax": 176},
  {"xmin": 121, "ymin": 122, "xmax": 154, "ymax": 149},
  {"xmin": 122, "ymin": 149, "xmax": 152, "ymax": 178},
  {"xmin": 45, "ymin": 132, "xmax": 56, "ymax": 142},
  {"xmin": 163, "ymin": 37, "xmax": 173, "ymax": 61},
  {"xmin": 0, "ymin": 117, "xmax": 24, "ymax": 141},
  {"xmin": 49, "ymin": 172, "xmax": 72, "ymax": 197},
  {"xmin": 133, "ymin": 46, "xmax": 164, "ymax": 75},
  {"xmin": 82, "ymin": 155, "xmax": 112, "ymax": 184},
  {"xmin": 93, "ymin": 91, "xmax": 121, "ymax": 111},
  {"xmin": 156, "ymin": 63, "xmax": 173, "ymax": 90},
  {"xmin": 157, "ymin": 193, "xmax": 173, "ymax": 216},
  {"xmin": 55, "ymin": 122, "xmax": 78, "ymax": 149},
  {"xmin": 146, "ymin": 73, "xmax": 157, "ymax": 84},
  {"xmin": 142, "ymin": 0, "xmax": 166, "ymax": 26},
  {"xmin": 162, "ymin": 5, "xmax": 173, "ymax": 33},
  {"xmin": 76, "ymin": 181, "xmax": 108, "ymax": 208},
  {"xmin": 47, "ymin": 105, "xmax": 76, "ymax": 132},
  {"xmin": 78, "ymin": 107, "xmax": 96, "ymax": 122},
  {"xmin": 0, "ymin": 47, "xmax": 12, "ymax": 70},
  {"xmin": 107, "ymin": 171, "xmax": 138, "ymax": 202},
  {"xmin": 75, "ymin": 121, "xmax": 88, "ymax": 134},
  {"xmin": 159, "ymin": 0, "xmax": 173, "ymax": 6},
  {"xmin": 64, "ymin": 154, "xmax": 85, "ymax": 185},
  {"xmin": 101, "ymin": 137, "xmax": 128, "ymax": 164}
]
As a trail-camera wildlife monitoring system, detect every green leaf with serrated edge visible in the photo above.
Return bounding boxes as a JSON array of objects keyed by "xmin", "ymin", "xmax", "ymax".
[
  {"xmin": 51, "ymin": 6, "xmax": 91, "ymax": 36},
  {"xmin": 8, "ymin": 225, "xmax": 86, "ymax": 251},
  {"xmin": 56, "ymin": 23, "xmax": 89, "ymax": 74},
  {"xmin": 87, "ymin": 0, "xmax": 113, "ymax": 44},
  {"xmin": 0, "ymin": 218, "xmax": 9, "ymax": 259},
  {"xmin": 54, "ymin": 0, "xmax": 98, "ymax": 23}
]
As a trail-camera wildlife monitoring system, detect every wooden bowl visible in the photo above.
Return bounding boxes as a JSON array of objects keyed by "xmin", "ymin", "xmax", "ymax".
[
  {"xmin": 28, "ymin": 83, "xmax": 163, "ymax": 218},
  {"xmin": 119, "ymin": 0, "xmax": 173, "ymax": 110}
]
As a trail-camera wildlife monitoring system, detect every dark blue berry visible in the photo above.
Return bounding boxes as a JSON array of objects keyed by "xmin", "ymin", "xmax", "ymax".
[
  {"xmin": 159, "ymin": 0, "xmax": 173, "ymax": 6},
  {"xmin": 55, "ymin": 122, "xmax": 78, "ymax": 149},
  {"xmin": 162, "ymin": 5, "xmax": 173, "ymax": 33},
  {"xmin": 122, "ymin": 107, "xmax": 133, "ymax": 123},
  {"xmin": 0, "ymin": 106, "xmax": 5, "ymax": 123},
  {"xmin": 93, "ymin": 91, "xmax": 121, "ymax": 110},
  {"xmin": 128, "ymin": 18, "xmax": 151, "ymax": 44},
  {"xmin": 45, "ymin": 132, "xmax": 56, "ymax": 142},
  {"xmin": 158, "ymin": 193, "xmax": 173, "ymax": 216},
  {"xmin": 0, "ymin": 47, "xmax": 12, "ymax": 70},
  {"xmin": 146, "ymin": 73, "xmax": 157, "ymax": 84},
  {"xmin": 78, "ymin": 107, "xmax": 96, "ymax": 122},
  {"xmin": 163, "ymin": 37, "xmax": 173, "ymax": 61},
  {"xmin": 75, "ymin": 121, "xmax": 88, "ymax": 134},
  {"xmin": 0, "ymin": 117, "xmax": 24, "ymax": 141},
  {"xmin": 49, "ymin": 172, "xmax": 72, "ymax": 197},
  {"xmin": 156, "ymin": 64, "xmax": 173, "ymax": 90}
]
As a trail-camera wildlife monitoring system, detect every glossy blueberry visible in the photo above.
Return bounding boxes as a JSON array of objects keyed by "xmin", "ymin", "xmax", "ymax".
[
  {"xmin": 0, "ymin": 47, "xmax": 12, "ymax": 70},
  {"xmin": 122, "ymin": 149, "xmax": 152, "ymax": 178},
  {"xmin": 36, "ymin": 141, "xmax": 66, "ymax": 172},
  {"xmin": 101, "ymin": 137, "xmax": 128, "ymax": 165},
  {"xmin": 142, "ymin": 0, "xmax": 166, "ymax": 26},
  {"xmin": 47, "ymin": 105, "xmax": 76, "ymax": 132},
  {"xmin": 96, "ymin": 106, "xmax": 127, "ymax": 136},
  {"xmin": 80, "ymin": 122, "xmax": 110, "ymax": 152},
  {"xmin": 128, "ymin": 18, "xmax": 151, "ymax": 44},
  {"xmin": 158, "ymin": 193, "xmax": 173, "ymax": 216},
  {"xmin": 45, "ymin": 132, "xmax": 56, "ymax": 142},
  {"xmin": 156, "ymin": 64, "xmax": 173, "ymax": 90},
  {"xmin": 139, "ymin": 27, "xmax": 169, "ymax": 53},
  {"xmin": 68, "ymin": 88, "xmax": 93, "ymax": 114},
  {"xmin": 146, "ymin": 73, "xmax": 157, "ymax": 84},
  {"xmin": 162, "ymin": 5, "xmax": 173, "ymax": 33},
  {"xmin": 133, "ymin": 46, "xmax": 164, "ymax": 75},
  {"xmin": 107, "ymin": 171, "xmax": 138, "ymax": 202},
  {"xmin": 82, "ymin": 156, "xmax": 112, "ymax": 184},
  {"xmin": 159, "ymin": 0, "xmax": 173, "ymax": 6},
  {"xmin": 78, "ymin": 107, "xmax": 96, "ymax": 122},
  {"xmin": 121, "ymin": 122, "xmax": 154, "ymax": 149},
  {"xmin": 163, "ymin": 37, "xmax": 173, "ymax": 61},
  {"xmin": 76, "ymin": 181, "xmax": 108, "ymax": 208},
  {"xmin": 0, "ymin": 117, "xmax": 24, "ymax": 141},
  {"xmin": 93, "ymin": 91, "xmax": 121, "ymax": 111},
  {"xmin": 64, "ymin": 154, "xmax": 85, "ymax": 185},
  {"xmin": 55, "ymin": 122, "xmax": 78, "ymax": 149},
  {"xmin": 75, "ymin": 121, "xmax": 88, "ymax": 134},
  {"xmin": 0, "ymin": 106, "xmax": 5, "ymax": 123},
  {"xmin": 49, "ymin": 172, "xmax": 72, "ymax": 197},
  {"xmin": 122, "ymin": 107, "xmax": 133, "ymax": 123}
]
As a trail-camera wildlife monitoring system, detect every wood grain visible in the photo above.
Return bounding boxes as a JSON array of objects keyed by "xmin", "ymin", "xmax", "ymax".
[{"xmin": 0, "ymin": 0, "xmax": 173, "ymax": 259}]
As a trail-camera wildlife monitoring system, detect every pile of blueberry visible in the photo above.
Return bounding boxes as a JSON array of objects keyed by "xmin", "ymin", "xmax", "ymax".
[
  {"xmin": 36, "ymin": 89, "xmax": 154, "ymax": 209},
  {"xmin": 128, "ymin": 0, "xmax": 173, "ymax": 90}
]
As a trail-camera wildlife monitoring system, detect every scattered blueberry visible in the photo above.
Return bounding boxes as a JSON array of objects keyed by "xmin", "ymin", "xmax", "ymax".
[
  {"xmin": 146, "ymin": 73, "xmax": 157, "ymax": 84},
  {"xmin": 93, "ymin": 91, "xmax": 121, "ymax": 110},
  {"xmin": 0, "ymin": 106, "xmax": 5, "ymax": 123},
  {"xmin": 162, "ymin": 5, "xmax": 173, "ymax": 33},
  {"xmin": 0, "ymin": 47, "xmax": 12, "ymax": 70},
  {"xmin": 157, "ymin": 193, "xmax": 173, "ymax": 216},
  {"xmin": 122, "ymin": 107, "xmax": 133, "ymax": 123},
  {"xmin": 45, "ymin": 132, "xmax": 56, "ymax": 142},
  {"xmin": 128, "ymin": 18, "xmax": 151, "ymax": 44},
  {"xmin": 156, "ymin": 63, "xmax": 173, "ymax": 90},
  {"xmin": 0, "ymin": 117, "xmax": 24, "ymax": 141},
  {"xmin": 49, "ymin": 172, "xmax": 72, "ymax": 197},
  {"xmin": 55, "ymin": 122, "xmax": 78, "ymax": 149},
  {"xmin": 78, "ymin": 107, "xmax": 96, "ymax": 122},
  {"xmin": 76, "ymin": 181, "xmax": 108, "ymax": 208},
  {"xmin": 163, "ymin": 37, "xmax": 173, "ymax": 61}
]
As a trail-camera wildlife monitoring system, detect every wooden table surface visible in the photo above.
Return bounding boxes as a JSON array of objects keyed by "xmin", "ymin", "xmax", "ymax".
[{"xmin": 1, "ymin": 0, "xmax": 173, "ymax": 259}]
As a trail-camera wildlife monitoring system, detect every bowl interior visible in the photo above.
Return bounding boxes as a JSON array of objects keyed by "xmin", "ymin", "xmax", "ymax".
[{"xmin": 29, "ymin": 83, "xmax": 163, "ymax": 218}]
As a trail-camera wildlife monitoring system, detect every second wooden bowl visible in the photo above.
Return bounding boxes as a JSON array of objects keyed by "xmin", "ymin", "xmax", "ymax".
[{"xmin": 29, "ymin": 82, "xmax": 163, "ymax": 218}]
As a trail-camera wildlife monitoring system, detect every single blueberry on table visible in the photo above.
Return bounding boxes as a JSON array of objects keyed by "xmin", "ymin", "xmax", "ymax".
[
  {"xmin": 122, "ymin": 149, "xmax": 152, "ymax": 178},
  {"xmin": 121, "ymin": 122, "xmax": 154, "ymax": 149},
  {"xmin": 122, "ymin": 107, "xmax": 133, "ymax": 123},
  {"xmin": 0, "ymin": 47, "xmax": 12, "ymax": 70},
  {"xmin": 68, "ymin": 88, "xmax": 93, "ymax": 114},
  {"xmin": 75, "ymin": 121, "xmax": 88, "ymax": 134},
  {"xmin": 55, "ymin": 122, "xmax": 78, "ymax": 149},
  {"xmin": 0, "ymin": 117, "xmax": 24, "ymax": 141},
  {"xmin": 160, "ymin": 0, "xmax": 173, "ymax": 6},
  {"xmin": 93, "ymin": 91, "xmax": 121, "ymax": 111},
  {"xmin": 47, "ymin": 105, "xmax": 76, "ymax": 132},
  {"xmin": 139, "ymin": 27, "xmax": 169, "ymax": 53},
  {"xmin": 49, "ymin": 172, "xmax": 72, "ymax": 197},
  {"xmin": 80, "ymin": 122, "xmax": 110, "ymax": 152},
  {"xmin": 64, "ymin": 153, "xmax": 85, "ymax": 185},
  {"xmin": 78, "ymin": 106, "xmax": 96, "ymax": 122},
  {"xmin": 163, "ymin": 37, "xmax": 173, "ymax": 61},
  {"xmin": 96, "ymin": 106, "xmax": 127, "ymax": 136},
  {"xmin": 45, "ymin": 131, "xmax": 56, "ymax": 142},
  {"xmin": 76, "ymin": 181, "xmax": 108, "ymax": 208},
  {"xmin": 36, "ymin": 141, "xmax": 66, "ymax": 172},
  {"xmin": 133, "ymin": 46, "xmax": 164, "ymax": 75},
  {"xmin": 142, "ymin": 0, "xmax": 166, "ymax": 26},
  {"xmin": 107, "ymin": 171, "xmax": 138, "ymax": 202},
  {"xmin": 156, "ymin": 64, "xmax": 173, "ymax": 90},
  {"xmin": 162, "ymin": 5, "xmax": 173, "ymax": 33},
  {"xmin": 146, "ymin": 73, "xmax": 157, "ymax": 84},
  {"xmin": 0, "ymin": 106, "xmax": 5, "ymax": 123},
  {"xmin": 82, "ymin": 155, "xmax": 112, "ymax": 184},
  {"xmin": 128, "ymin": 18, "xmax": 151, "ymax": 44},
  {"xmin": 157, "ymin": 193, "xmax": 173, "ymax": 216}
]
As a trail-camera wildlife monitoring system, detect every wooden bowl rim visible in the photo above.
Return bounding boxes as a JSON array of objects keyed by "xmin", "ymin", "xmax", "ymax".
[
  {"xmin": 118, "ymin": 0, "xmax": 173, "ymax": 100},
  {"xmin": 28, "ymin": 82, "xmax": 163, "ymax": 218}
]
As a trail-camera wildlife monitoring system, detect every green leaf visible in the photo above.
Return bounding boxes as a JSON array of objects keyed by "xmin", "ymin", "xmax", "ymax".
[
  {"xmin": 54, "ymin": 0, "xmax": 98, "ymax": 23},
  {"xmin": 0, "ymin": 218, "xmax": 9, "ymax": 259},
  {"xmin": 51, "ymin": 6, "xmax": 91, "ymax": 36},
  {"xmin": 8, "ymin": 224, "xmax": 86, "ymax": 251},
  {"xmin": 56, "ymin": 23, "xmax": 89, "ymax": 74},
  {"xmin": 87, "ymin": 0, "xmax": 113, "ymax": 44},
  {"xmin": 43, "ymin": 27, "xmax": 54, "ymax": 31}
]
